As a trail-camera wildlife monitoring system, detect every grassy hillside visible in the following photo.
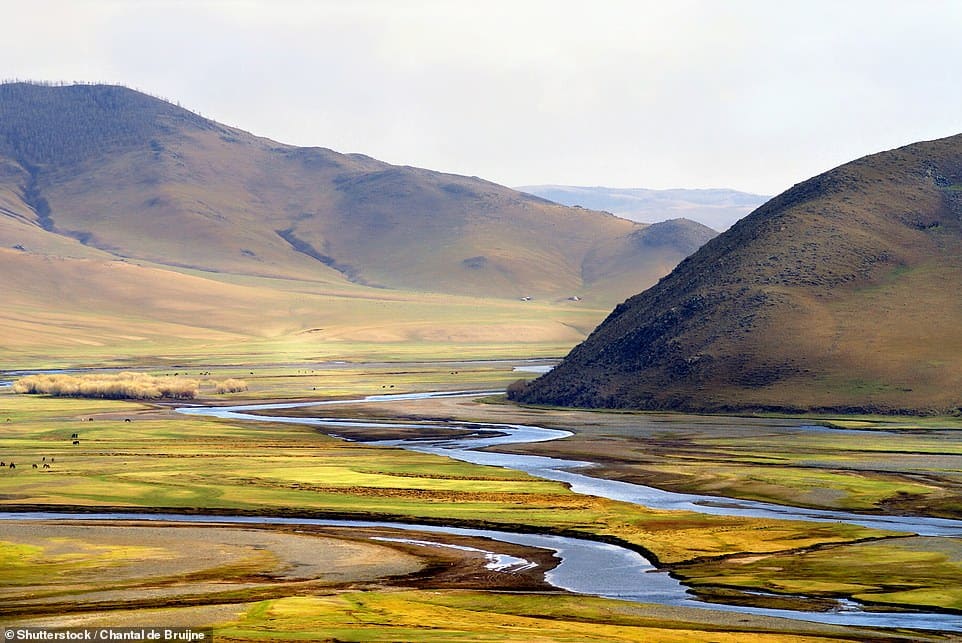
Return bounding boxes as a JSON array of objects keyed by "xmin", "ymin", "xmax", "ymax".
[
  {"xmin": 0, "ymin": 83, "xmax": 717, "ymax": 362},
  {"xmin": 518, "ymin": 133, "xmax": 962, "ymax": 414},
  {"xmin": 0, "ymin": 83, "xmax": 715, "ymax": 299}
]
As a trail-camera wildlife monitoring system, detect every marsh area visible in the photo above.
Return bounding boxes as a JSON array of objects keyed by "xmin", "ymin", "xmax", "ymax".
[{"xmin": 1, "ymin": 360, "xmax": 961, "ymax": 641}]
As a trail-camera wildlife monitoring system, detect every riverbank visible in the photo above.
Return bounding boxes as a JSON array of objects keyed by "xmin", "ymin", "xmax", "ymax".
[
  {"xmin": 349, "ymin": 393, "xmax": 962, "ymax": 520},
  {"xmin": 0, "ymin": 516, "xmax": 560, "ymax": 620},
  {"xmin": 4, "ymin": 511, "xmax": 959, "ymax": 638}
]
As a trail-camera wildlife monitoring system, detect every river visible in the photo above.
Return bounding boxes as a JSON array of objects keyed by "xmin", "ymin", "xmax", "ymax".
[{"xmin": 168, "ymin": 390, "xmax": 962, "ymax": 632}]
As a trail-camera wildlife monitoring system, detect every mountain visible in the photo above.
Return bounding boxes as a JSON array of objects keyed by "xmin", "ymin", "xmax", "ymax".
[
  {"xmin": 0, "ymin": 83, "xmax": 717, "ymax": 299},
  {"xmin": 516, "ymin": 185, "xmax": 769, "ymax": 230},
  {"xmin": 0, "ymin": 82, "xmax": 717, "ymax": 358},
  {"xmin": 516, "ymin": 133, "xmax": 962, "ymax": 414}
]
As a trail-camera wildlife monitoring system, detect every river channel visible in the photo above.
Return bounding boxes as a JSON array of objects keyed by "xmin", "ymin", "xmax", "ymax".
[{"xmin": 169, "ymin": 390, "xmax": 962, "ymax": 632}]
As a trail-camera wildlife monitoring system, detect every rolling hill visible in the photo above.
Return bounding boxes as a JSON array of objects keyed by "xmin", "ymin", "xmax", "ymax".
[
  {"xmin": 516, "ymin": 185, "xmax": 769, "ymax": 230},
  {"xmin": 0, "ymin": 82, "xmax": 716, "ymax": 361},
  {"xmin": 516, "ymin": 133, "xmax": 962, "ymax": 414}
]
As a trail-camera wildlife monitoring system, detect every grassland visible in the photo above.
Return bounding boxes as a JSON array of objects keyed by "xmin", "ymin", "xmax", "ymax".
[
  {"xmin": 0, "ymin": 247, "xmax": 609, "ymax": 370},
  {"xmin": 284, "ymin": 388, "xmax": 962, "ymax": 613},
  {"xmin": 0, "ymin": 516, "xmax": 918, "ymax": 641},
  {"xmin": 211, "ymin": 592, "xmax": 899, "ymax": 643},
  {"xmin": 14, "ymin": 589, "xmax": 907, "ymax": 643},
  {"xmin": 370, "ymin": 394, "xmax": 962, "ymax": 519},
  {"xmin": 530, "ymin": 418, "xmax": 962, "ymax": 517},
  {"xmin": 3, "ymin": 360, "xmax": 962, "ymax": 639},
  {"xmin": 675, "ymin": 536, "xmax": 962, "ymax": 612},
  {"xmin": 0, "ymin": 367, "xmax": 882, "ymax": 564}
]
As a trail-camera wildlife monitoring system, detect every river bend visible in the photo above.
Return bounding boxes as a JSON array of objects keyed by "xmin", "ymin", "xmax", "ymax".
[{"xmin": 170, "ymin": 390, "xmax": 962, "ymax": 631}]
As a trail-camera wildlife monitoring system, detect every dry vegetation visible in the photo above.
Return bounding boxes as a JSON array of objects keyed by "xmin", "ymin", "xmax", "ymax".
[
  {"xmin": 12, "ymin": 372, "xmax": 198, "ymax": 399},
  {"xmin": 214, "ymin": 378, "xmax": 248, "ymax": 394},
  {"xmin": 0, "ymin": 246, "xmax": 607, "ymax": 367}
]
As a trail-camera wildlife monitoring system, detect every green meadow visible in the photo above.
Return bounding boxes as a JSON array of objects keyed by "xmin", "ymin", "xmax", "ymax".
[
  {"xmin": 2, "ymin": 360, "xmax": 961, "ymax": 640},
  {"xmin": 213, "ymin": 591, "xmax": 887, "ymax": 643}
]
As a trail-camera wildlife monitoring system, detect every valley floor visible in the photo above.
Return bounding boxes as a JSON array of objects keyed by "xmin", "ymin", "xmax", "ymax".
[{"xmin": 1, "ymin": 359, "xmax": 960, "ymax": 641}]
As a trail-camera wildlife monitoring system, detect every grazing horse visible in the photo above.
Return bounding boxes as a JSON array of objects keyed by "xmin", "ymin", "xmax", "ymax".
[
  {"xmin": 72, "ymin": 440, "xmax": 80, "ymax": 445},
  {"xmin": 124, "ymin": 418, "xmax": 131, "ymax": 422},
  {"xmin": 0, "ymin": 461, "xmax": 4, "ymax": 467},
  {"xmin": 42, "ymin": 463, "xmax": 50, "ymax": 469},
  {"xmin": 8, "ymin": 463, "xmax": 14, "ymax": 469},
  {"xmin": 31, "ymin": 464, "xmax": 37, "ymax": 469}
]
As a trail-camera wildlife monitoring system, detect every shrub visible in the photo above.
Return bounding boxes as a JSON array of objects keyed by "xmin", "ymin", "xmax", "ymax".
[
  {"xmin": 214, "ymin": 379, "xmax": 248, "ymax": 394},
  {"xmin": 506, "ymin": 378, "xmax": 529, "ymax": 400},
  {"xmin": 12, "ymin": 372, "xmax": 198, "ymax": 400}
]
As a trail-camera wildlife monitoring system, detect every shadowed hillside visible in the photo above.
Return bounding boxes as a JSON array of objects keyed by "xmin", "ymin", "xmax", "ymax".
[{"xmin": 517, "ymin": 133, "xmax": 962, "ymax": 414}]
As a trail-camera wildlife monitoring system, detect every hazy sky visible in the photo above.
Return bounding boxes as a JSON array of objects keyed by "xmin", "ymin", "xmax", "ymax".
[{"xmin": 4, "ymin": 1, "xmax": 961, "ymax": 195}]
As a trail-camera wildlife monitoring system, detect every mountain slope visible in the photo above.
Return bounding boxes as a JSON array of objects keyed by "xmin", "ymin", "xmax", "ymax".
[
  {"xmin": 0, "ymin": 82, "xmax": 720, "ymax": 360},
  {"xmin": 517, "ymin": 133, "xmax": 962, "ymax": 414},
  {"xmin": 517, "ymin": 185, "xmax": 768, "ymax": 230},
  {"xmin": 0, "ymin": 83, "xmax": 715, "ymax": 303}
]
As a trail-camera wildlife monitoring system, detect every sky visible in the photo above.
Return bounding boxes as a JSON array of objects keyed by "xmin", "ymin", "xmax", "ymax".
[{"xmin": 4, "ymin": 0, "xmax": 962, "ymax": 196}]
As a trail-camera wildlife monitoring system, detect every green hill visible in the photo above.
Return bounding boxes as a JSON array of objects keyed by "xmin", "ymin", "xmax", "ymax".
[{"xmin": 517, "ymin": 133, "xmax": 962, "ymax": 414}]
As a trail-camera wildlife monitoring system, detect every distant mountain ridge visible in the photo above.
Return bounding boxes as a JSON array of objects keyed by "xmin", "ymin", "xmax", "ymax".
[
  {"xmin": 517, "ymin": 133, "xmax": 962, "ymax": 414},
  {"xmin": 516, "ymin": 185, "xmax": 769, "ymax": 230}
]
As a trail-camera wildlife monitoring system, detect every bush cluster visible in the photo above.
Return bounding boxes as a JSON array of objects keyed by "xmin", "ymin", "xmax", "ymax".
[
  {"xmin": 214, "ymin": 378, "xmax": 248, "ymax": 394},
  {"xmin": 505, "ymin": 378, "xmax": 529, "ymax": 400},
  {"xmin": 13, "ymin": 372, "xmax": 199, "ymax": 400}
]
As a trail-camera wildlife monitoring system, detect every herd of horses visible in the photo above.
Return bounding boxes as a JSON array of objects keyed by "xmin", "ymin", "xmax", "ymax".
[
  {"xmin": 2, "ymin": 458, "xmax": 52, "ymax": 470},
  {"xmin": 1, "ymin": 418, "xmax": 130, "ymax": 471},
  {"xmin": 2, "ymin": 460, "xmax": 51, "ymax": 469}
]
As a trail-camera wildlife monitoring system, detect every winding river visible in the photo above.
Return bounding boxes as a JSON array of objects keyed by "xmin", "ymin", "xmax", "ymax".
[
  {"xmin": 5, "ymin": 509, "xmax": 959, "ymax": 633},
  {"xmin": 169, "ymin": 390, "xmax": 962, "ymax": 632},
  {"xmin": 1, "ymin": 384, "xmax": 958, "ymax": 631}
]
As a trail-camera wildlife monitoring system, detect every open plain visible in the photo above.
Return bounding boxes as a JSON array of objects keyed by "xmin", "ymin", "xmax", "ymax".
[{"xmin": 2, "ymin": 359, "xmax": 961, "ymax": 641}]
